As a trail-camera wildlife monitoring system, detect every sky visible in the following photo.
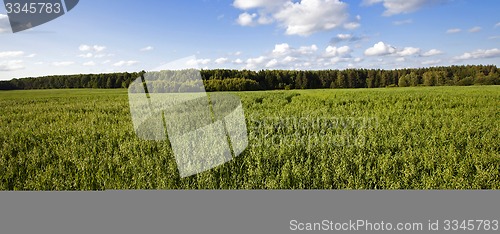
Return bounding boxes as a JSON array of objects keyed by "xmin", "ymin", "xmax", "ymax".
[{"xmin": 0, "ymin": 0, "xmax": 499, "ymax": 80}]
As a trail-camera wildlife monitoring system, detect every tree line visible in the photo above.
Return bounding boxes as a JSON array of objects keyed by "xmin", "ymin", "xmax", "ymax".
[{"xmin": 0, "ymin": 65, "xmax": 498, "ymax": 91}]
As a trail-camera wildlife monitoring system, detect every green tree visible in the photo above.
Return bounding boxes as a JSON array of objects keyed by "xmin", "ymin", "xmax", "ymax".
[{"xmin": 398, "ymin": 75, "xmax": 410, "ymax": 87}]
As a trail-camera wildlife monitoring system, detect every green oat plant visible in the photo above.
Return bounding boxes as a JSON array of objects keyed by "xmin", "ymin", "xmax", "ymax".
[{"xmin": 0, "ymin": 86, "xmax": 498, "ymax": 190}]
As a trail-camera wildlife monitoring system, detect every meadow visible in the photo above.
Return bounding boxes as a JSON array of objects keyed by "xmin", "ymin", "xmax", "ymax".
[{"xmin": 0, "ymin": 86, "xmax": 498, "ymax": 190}]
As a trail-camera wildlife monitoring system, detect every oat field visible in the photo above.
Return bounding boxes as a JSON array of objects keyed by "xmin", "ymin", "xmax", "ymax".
[{"xmin": 0, "ymin": 86, "xmax": 498, "ymax": 190}]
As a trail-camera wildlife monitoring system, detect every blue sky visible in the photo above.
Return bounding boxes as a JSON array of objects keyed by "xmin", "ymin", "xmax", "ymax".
[{"xmin": 0, "ymin": 0, "xmax": 499, "ymax": 80}]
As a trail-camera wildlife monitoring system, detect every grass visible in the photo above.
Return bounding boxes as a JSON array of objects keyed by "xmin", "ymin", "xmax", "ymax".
[{"xmin": 0, "ymin": 86, "xmax": 499, "ymax": 190}]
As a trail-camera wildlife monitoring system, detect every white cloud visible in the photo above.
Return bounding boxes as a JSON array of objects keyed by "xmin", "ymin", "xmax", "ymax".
[
  {"xmin": 113, "ymin": 61, "xmax": 139, "ymax": 67},
  {"xmin": 266, "ymin": 59, "xmax": 279, "ymax": 68},
  {"xmin": 246, "ymin": 56, "xmax": 268, "ymax": 69},
  {"xmin": 298, "ymin": 44, "xmax": 318, "ymax": 54},
  {"xmin": 0, "ymin": 51, "xmax": 25, "ymax": 58},
  {"xmin": 421, "ymin": 59, "xmax": 441, "ymax": 65},
  {"xmin": 422, "ymin": 49, "xmax": 443, "ymax": 56},
  {"xmin": 215, "ymin": 57, "xmax": 229, "ymax": 64},
  {"xmin": 395, "ymin": 57, "xmax": 406, "ymax": 62},
  {"xmin": 52, "ymin": 61, "xmax": 75, "ymax": 67},
  {"xmin": 140, "ymin": 46, "xmax": 154, "ymax": 52},
  {"xmin": 397, "ymin": 47, "xmax": 420, "ymax": 56},
  {"xmin": 364, "ymin": 41, "xmax": 397, "ymax": 56},
  {"xmin": 273, "ymin": 43, "xmax": 291, "ymax": 54},
  {"xmin": 489, "ymin": 36, "xmax": 500, "ymax": 40},
  {"xmin": 26, "ymin": 54, "xmax": 37, "ymax": 58},
  {"xmin": 186, "ymin": 59, "xmax": 211, "ymax": 67},
  {"xmin": 344, "ymin": 22, "xmax": 360, "ymax": 30},
  {"xmin": 0, "ymin": 60, "xmax": 24, "ymax": 71},
  {"xmin": 325, "ymin": 45, "xmax": 351, "ymax": 57},
  {"xmin": 468, "ymin": 26, "xmax": 481, "ymax": 33},
  {"xmin": 363, "ymin": 0, "xmax": 449, "ymax": 16},
  {"xmin": 237, "ymin": 12, "xmax": 257, "ymax": 26},
  {"xmin": 337, "ymin": 33, "xmax": 353, "ymax": 40},
  {"xmin": 454, "ymin": 48, "xmax": 500, "ymax": 60},
  {"xmin": 344, "ymin": 15, "xmax": 361, "ymax": 30},
  {"xmin": 365, "ymin": 43, "xmax": 421, "ymax": 57},
  {"xmin": 233, "ymin": 0, "xmax": 288, "ymax": 10},
  {"xmin": 0, "ymin": 14, "xmax": 11, "ymax": 34},
  {"xmin": 78, "ymin": 53, "xmax": 93, "ymax": 58},
  {"xmin": 83, "ymin": 61, "xmax": 96, "ymax": 66},
  {"xmin": 496, "ymin": 22, "xmax": 500, "ymax": 28},
  {"xmin": 233, "ymin": 0, "xmax": 355, "ymax": 36},
  {"xmin": 330, "ymin": 33, "xmax": 364, "ymax": 44},
  {"xmin": 94, "ymin": 54, "xmax": 113, "ymax": 58},
  {"xmin": 79, "ymin": 44, "xmax": 106, "ymax": 52},
  {"xmin": 233, "ymin": 58, "xmax": 244, "ymax": 64},
  {"xmin": 275, "ymin": 0, "xmax": 350, "ymax": 36},
  {"xmin": 446, "ymin": 28, "xmax": 461, "ymax": 34},
  {"xmin": 393, "ymin": 19, "xmax": 413, "ymax": 25},
  {"xmin": 283, "ymin": 56, "xmax": 298, "ymax": 63}
]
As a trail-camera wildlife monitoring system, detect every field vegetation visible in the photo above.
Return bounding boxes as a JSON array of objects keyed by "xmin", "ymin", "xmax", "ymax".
[{"xmin": 0, "ymin": 86, "xmax": 498, "ymax": 190}]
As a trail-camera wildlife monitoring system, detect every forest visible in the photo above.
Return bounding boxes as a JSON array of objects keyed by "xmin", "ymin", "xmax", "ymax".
[{"xmin": 0, "ymin": 65, "xmax": 498, "ymax": 91}]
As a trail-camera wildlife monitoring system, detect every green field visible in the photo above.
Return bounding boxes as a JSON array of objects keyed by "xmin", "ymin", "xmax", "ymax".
[{"xmin": 0, "ymin": 86, "xmax": 499, "ymax": 190}]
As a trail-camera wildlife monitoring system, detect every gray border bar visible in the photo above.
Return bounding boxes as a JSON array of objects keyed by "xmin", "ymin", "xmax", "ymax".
[{"xmin": 0, "ymin": 191, "xmax": 498, "ymax": 234}]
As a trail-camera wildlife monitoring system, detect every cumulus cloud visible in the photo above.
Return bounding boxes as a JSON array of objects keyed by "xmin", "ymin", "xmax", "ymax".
[
  {"xmin": 272, "ymin": 43, "xmax": 318, "ymax": 57},
  {"xmin": 79, "ymin": 44, "xmax": 106, "ymax": 52},
  {"xmin": 446, "ymin": 28, "xmax": 461, "ymax": 34},
  {"xmin": 83, "ymin": 61, "xmax": 96, "ymax": 66},
  {"xmin": 283, "ymin": 56, "xmax": 298, "ymax": 63},
  {"xmin": 364, "ymin": 41, "xmax": 397, "ymax": 56},
  {"xmin": 52, "ymin": 61, "xmax": 75, "ymax": 67},
  {"xmin": 365, "ymin": 42, "xmax": 423, "ymax": 57},
  {"xmin": 275, "ymin": 0, "xmax": 350, "ymax": 36},
  {"xmin": 273, "ymin": 43, "xmax": 291, "ymax": 54},
  {"xmin": 395, "ymin": 57, "xmax": 406, "ymax": 62},
  {"xmin": 325, "ymin": 45, "xmax": 351, "ymax": 57},
  {"xmin": 344, "ymin": 15, "xmax": 361, "ymax": 30},
  {"xmin": 0, "ymin": 51, "xmax": 25, "ymax": 58},
  {"xmin": 113, "ymin": 61, "xmax": 139, "ymax": 67},
  {"xmin": 0, "ymin": 14, "xmax": 11, "ymax": 34},
  {"xmin": 0, "ymin": 60, "xmax": 24, "ymax": 71},
  {"xmin": 233, "ymin": 58, "xmax": 244, "ymax": 64},
  {"xmin": 215, "ymin": 57, "xmax": 229, "ymax": 64},
  {"xmin": 233, "ymin": 0, "xmax": 287, "ymax": 10},
  {"xmin": 397, "ymin": 47, "xmax": 420, "ymax": 56},
  {"xmin": 453, "ymin": 48, "xmax": 500, "ymax": 60},
  {"xmin": 233, "ymin": 0, "xmax": 357, "ymax": 36},
  {"xmin": 236, "ymin": 12, "xmax": 257, "ymax": 26},
  {"xmin": 421, "ymin": 59, "xmax": 441, "ymax": 65},
  {"xmin": 468, "ymin": 26, "xmax": 481, "ymax": 33},
  {"xmin": 78, "ymin": 53, "xmax": 93, "ymax": 58},
  {"xmin": 330, "ymin": 33, "xmax": 364, "ymax": 44},
  {"xmin": 363, "ymin": 0, "xmax": 450, "ymax": 16},
  {"xmin": 297, "ymin": 44, "xmax": 318, "ymax": 54},
  {"xmin": 422, "ymin": 49, "xmax": 443, "ymax": 57},
  {"xmin": 246, "ymin": 56, "xmax": 267, "ymax": 69},
  {"xmin": 140, "ymin": 46, "xmax": 154, "ymax": 52},
  {"xmin": 185, "ymin": 58, "xmax": 211, "ymax": 67},
  {"xmin": 266, "ymin": 59, "xmax": 279, "ymax": 68}
]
